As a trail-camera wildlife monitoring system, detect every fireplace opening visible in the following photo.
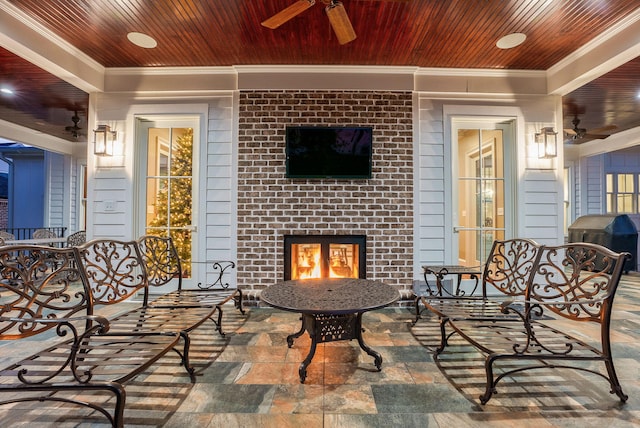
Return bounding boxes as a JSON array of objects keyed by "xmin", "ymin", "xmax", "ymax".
[{"xmin": 284, "ymin": 235, "xmax": 366, "ymax": 280}]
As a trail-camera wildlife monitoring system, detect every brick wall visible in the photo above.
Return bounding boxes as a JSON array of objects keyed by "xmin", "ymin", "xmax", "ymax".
[{"xmin": 237, "ymin": 90, "xmax": 414, "ymax": 294}]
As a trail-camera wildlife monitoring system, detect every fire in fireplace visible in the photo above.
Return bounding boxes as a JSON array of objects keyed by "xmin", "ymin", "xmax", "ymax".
[{"xmin": 284, "ymin": 235, "xmax": 366, "ymax": 280}]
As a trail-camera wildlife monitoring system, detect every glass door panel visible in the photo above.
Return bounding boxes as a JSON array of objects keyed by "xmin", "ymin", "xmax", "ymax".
[
  {"xmin": 329, "ymin": 243, "xmax": 359, "ymax": 278},
  {"xmin": 137, "ymin": 119, "xmax": 198, "ymax": 288},
  {"xmin": 454, "ymin": 123, "xmax": 510, "ymax": 268},
  {"xmin": 291, "ymin": 243, "xmax": 322, "ymax": 279}
]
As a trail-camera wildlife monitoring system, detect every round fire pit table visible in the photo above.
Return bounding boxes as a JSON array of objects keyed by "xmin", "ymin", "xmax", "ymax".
[{"xmin": 261, "ymin": 277, "xmax": 399, "ymax": 383}]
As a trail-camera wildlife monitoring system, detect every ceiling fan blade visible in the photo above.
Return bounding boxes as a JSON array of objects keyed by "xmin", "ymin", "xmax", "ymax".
[
  {"xmin": 326, "ymin": 1, "xmax": 357, "ymax": 45},
  {"xmin": 262, "ymin": 0, "xmax": 315, "ymax": 29},
  {"xmin": 564, "ymin": 128, "xmax": 577, "ymax": 135},
  {"xmin": 588, "ymin": 124, "xmax": 617, "ymax": 134},
  {"xmin": 584, "ymin": 133, "xmax": 610, "ymax": 139}
]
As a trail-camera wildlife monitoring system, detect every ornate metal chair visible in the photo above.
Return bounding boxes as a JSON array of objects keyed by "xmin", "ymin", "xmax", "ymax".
[
  {"xmin": 0, "ymin": 231, "xmax": 14, "ymax": 241},
  {"xmin": 33, "ymin": 229, "xmax": 58, "ymax": 239},
  {"xmin": 137, "ymin": 234, "xmax": 244, "ymax": 336},
  {"xmin": 66, "ymin": 230, "xmax": 86, "ymax": 247}
]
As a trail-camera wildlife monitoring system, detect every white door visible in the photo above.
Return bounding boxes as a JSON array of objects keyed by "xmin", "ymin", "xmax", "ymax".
[
  {"xmin": 452, "ymin": 118, "xmax": 515, "ymax": 267},
  {"xmin": 135, "ymin": 116, "xmax": 200, "ymax": 290}
]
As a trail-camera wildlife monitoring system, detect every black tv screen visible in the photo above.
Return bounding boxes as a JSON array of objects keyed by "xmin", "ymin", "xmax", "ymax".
[{"xmin": 285, "ymin": 126, "xmax": 373, "ymax": 179}]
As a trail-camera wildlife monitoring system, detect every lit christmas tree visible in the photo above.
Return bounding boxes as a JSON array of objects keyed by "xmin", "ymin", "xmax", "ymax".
[{"xmin": 148, "ymin": 128, "xmax": 193, "ymax": 275}]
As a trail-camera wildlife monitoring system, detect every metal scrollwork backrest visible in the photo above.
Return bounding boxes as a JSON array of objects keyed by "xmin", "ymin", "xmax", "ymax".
[
  {"xmin": 74, "ymin": 239, "xmax": 148, "ymax": 305},
  {"xmin": 0, "ymin": 245, "xmax": 87, "ymax": 339},
  {"xmin": 483, "ymin": 238, "xmax": 540, "ymax": 297},
  {"xmin": 33, "ymin": 229, "xmax": 58, "ymax": 239},
  {"xmin": 0, "ymin": 231, "xmax": 15, "ymax": 241},
  {"xmin": 526, "ymin": 242, "xmax": 630, "ymax": 321},
  {"xmin": 66, "ymin": 230, "xmax": 86, "ymax": 247},
  {"xmin": 137, "ymin": 235, "xmax": 182, "ymax": 290}
]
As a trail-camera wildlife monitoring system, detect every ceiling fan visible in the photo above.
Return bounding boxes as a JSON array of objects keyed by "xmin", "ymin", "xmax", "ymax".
[
  {"xmin": 564, "ymin": 115, "xmax": 617, "ymax": 142},
  {"xmin": 262, "ymin": 0, "xmax": 357, "ymax": 45},
  {"xmin": 65, "ymin": 111, "xmax": 83, "ymax": 139}
]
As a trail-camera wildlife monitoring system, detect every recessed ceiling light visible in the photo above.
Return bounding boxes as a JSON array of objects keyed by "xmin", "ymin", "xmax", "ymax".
[
  {"xmin": 1, "ymin": 87, "xmax": 14, "ymax": 95},
  {"xmin": 127, "ymin": 32, "xmax": 157, "ymax": 49},
  {"xmin": 496, "ymin": 33, "xmax": 526, "ymax": 49}
]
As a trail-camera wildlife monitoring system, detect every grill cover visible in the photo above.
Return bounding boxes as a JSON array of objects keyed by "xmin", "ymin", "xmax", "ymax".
[{"xmin": 568, "ymin": 214, "xmax": 637, "ymax": 272}]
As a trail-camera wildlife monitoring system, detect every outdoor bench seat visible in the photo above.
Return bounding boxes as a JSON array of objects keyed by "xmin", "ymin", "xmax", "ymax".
[
  {"xmin": 0, "ymin": 245, "xmax": 181, "ymax": 428},
  {"xmin": 137, "ymin": 235, "xmax": 245, "ymax": 336},
  {"xmin": 74, "ymin": 238, "xmax": 230, "ymax": 382},
  {"xmin": 418, "ymin": 238, "xmax": 541, "ymax": 353},
  {"xmin": 420, "ymin": 241, "xmax": 630, "ymax": 404}
]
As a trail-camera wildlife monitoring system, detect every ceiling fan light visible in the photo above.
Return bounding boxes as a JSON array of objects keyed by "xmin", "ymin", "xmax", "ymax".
[
  {"xmin": 262, "ymin": 0, "xmax": 315, "ymax": 29},
  {"xmin": 326, "ymin": 2, "xmax": 357, "ymax": 45}
]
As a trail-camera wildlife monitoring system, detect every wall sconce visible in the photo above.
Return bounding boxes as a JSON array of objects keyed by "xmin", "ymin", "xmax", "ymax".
[
  {"xmin": 535, "ymin": 127, "xmax": 557, "ymax": 159},
  {"xmin": 93, "ymin": 125, "xmax": 116, "ymax": 156}
]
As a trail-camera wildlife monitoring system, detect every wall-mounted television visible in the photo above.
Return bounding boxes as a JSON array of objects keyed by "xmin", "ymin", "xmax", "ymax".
[{"xmin": 285, "ymin": 126, "xmax": 373, "ymax": 179}]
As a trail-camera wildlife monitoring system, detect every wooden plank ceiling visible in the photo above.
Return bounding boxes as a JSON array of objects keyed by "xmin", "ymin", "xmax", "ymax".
[{"xmin": 0, "ymin": 0, "xmax": 639, "ymax": 144}]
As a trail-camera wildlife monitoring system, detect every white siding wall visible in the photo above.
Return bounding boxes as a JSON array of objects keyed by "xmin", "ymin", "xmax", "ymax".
[
  {"xmin": 68, "ymin": 159, "xmax": 79, "ymax": 232},
  {"xmin": 579, "ymin": 154, "xmax": 605, "ymax": 215},
  {"xmin": 89, "ymin": 94, "xmax": 236, "ymax": 285},
  {"xmin": 571, "ymin": 161, "xmax": 582, "ymax": 223},
  {"xmin": 606, "ymin": 148, "xmax": 640, "ymax": 170},
  {"xmin": 605, "ymin": 148, "xmax": 640, "ymax": 270},
  {"xmin": 203, "ymin": 96, "xmax": 236, "ymax": 287},
  {"xmin": 414, "ymin": 95, "xmax": 564, "ymax": 280},
  {"xmin": 91, "ymin": 171, "xmax": 129, "ymax": 238},
  {"xmin": 44, "ymin": 152, "xmax": 65, "ymax": 229},
  {"xmin": 523, "ymin": 170, "xmax": 561, "ymax": 240},
  {"xmin": 42, "ymin": 151, "xmax": 83, "ymax": 238},
  {"xmin": 415, "ymin": 97, "xmax": 446, "ymax": 270},
  {"xmin": 574, "ymin": 151, "xmax": 640, "ymax": 217}
]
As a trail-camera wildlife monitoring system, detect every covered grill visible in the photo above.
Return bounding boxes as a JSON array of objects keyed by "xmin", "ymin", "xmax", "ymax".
[{"xmin": 568, "ymin": 214, "xmax": 637, "ymax": 273}]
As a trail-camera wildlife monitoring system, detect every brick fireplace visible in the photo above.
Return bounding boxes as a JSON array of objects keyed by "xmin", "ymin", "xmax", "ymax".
[{"xmin": 236, "ymin": 90, "xmax": 414, "ymax": 298}]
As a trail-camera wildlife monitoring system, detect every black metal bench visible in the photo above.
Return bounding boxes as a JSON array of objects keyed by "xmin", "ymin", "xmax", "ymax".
[
  {"xmin": 418, "ymin": 238, "xmax": 540, "ymax": 352},
  {"xmin": 420, "ymin": 241, "xmax": 630, "ymax": 404},
  {"xmin": 137, "ymin": 234, "xmax": 244, "ymax": 336},
  {"xmin": 74, "ymin": 238, "xmax": 238, "ymax": 382},
  {"xmin": 0, "ymin": 245, "xmax": 181, "ymax": 427}
]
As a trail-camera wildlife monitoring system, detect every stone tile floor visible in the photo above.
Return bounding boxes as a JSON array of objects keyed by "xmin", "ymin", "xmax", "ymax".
[{"xmin": 1, "ymin": 275, "xmax": 639, "ymax": 427}]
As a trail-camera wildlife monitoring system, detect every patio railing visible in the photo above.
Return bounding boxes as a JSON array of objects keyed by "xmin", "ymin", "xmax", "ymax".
[{"xmin": 1, "ymin": 227, "xmax": 67, "ymax": 240}]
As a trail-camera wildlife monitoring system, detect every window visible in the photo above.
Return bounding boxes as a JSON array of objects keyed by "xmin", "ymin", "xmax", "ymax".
[
  {"xmin": 144, "ymin": 127, "xmax": 194, "ymax": 276},
  {"xmin": 606, "ymin": 173, "xmax": 637, "ymax": 213},
  {"xmin": 135, "ymin": 112, "xmax": 201, "ymax": 290},
  {"xmin": 454, "ymin": 122, "xmax": 511, "ymax": 268},
  {"xmin": 80, "ymin": 164, "xmax": 87, "ymax": 229},
  {"xmin": 563, "ymin": 167, "xmax": 571, "ymax": 234}
]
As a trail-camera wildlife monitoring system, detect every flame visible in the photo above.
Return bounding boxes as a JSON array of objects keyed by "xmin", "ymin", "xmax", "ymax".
[
  {"xmin": 298, "ymin": 248, "xmax": 321, "ymax": 279},
  {"xmin": 329, "ymin": 267, "xmax": 347, "ymax": 278},
  {"xmin": 292, "ymin": 243, "xmax": 357, "ymax": 279}
]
